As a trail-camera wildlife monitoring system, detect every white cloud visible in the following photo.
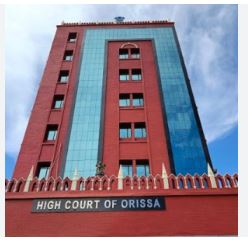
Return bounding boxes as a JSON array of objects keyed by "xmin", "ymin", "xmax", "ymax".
[
  {"xmin": 175, "ymin": 5, "xmax": 238, "ymax": 143},
  {"xmin": 5, "ymin": 4, "xmax": 237, "ymax": 158}
]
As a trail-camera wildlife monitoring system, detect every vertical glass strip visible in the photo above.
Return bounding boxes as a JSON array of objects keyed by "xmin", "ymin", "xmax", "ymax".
[{"xmin": 63, "ymin": 27, "xmax": 208, "ymax": 178}]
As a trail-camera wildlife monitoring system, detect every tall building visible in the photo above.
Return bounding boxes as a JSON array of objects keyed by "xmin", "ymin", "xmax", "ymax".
[{"xmin": 5, "ymin": 19, "xmax": 238, "ymax": 237}]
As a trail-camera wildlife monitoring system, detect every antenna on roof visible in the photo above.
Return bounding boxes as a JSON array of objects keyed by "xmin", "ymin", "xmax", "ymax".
[{"xmin": 114, "ymin": 16, "xmax": 125, "ymax": 23}]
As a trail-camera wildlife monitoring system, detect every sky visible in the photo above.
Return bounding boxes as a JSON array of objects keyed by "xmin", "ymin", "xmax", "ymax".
[{"xmin": 5, "ymin": 4, "xmax": 238, "ymax": 179}]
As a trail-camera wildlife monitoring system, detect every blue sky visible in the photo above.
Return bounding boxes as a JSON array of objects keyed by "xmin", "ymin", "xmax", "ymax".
[{"xmin": 5, "ymin": 4, "xmax": 238, "ymax": 179}]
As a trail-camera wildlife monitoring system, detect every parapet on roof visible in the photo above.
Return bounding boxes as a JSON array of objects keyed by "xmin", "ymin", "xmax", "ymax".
[{"xmin": 58, "ymin": 19, "xmax": 174, "ymax": 27}]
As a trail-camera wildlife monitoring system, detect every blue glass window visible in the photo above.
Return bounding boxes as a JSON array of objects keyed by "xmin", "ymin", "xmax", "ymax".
[
  {"xmin": 131, "ymin": 48, "xmax": 140, "ymax": 59},
  {"xmin": 120, "ymin": 160, "xmax": 133, "ymax": 177},
  {"xmin": 64, "ymin": 27, "xmax": 209, "ymax": 178},
  {"xmin": 119, "ymin": 49, "xmax": 128, "ymax": 59},
  {"xmin": 53, "ymin": 95, "xmax": 64, "ymax": 109},
  {"xmin": 120, "ymin": 123, "xmax": 131, "ymax": 139},
  {"xmin": 132, "ymin": 69, "xmax": 142, "ymax": 80},
  {"xmin": 119, "ymin": 94, "xmax": 130, "ymax": 107},
  {"xmin": 58, "ymin": 70, "xmax": 69, "ymax": 83},
  {"xmin": 136, "ymin": 160, "xmax": 149, "ymax": 176},
  {"xmin": 63, "ymin": 50, "xmax": 73, "ymax": 61},
  {"xmin": 119, "ymin": 69, "xmax": 129, "ymax": 81},
  {"xmin": 45, "ymin": 125, "xmax": 58, "ymax": 141},
  {"xmin": 133, "ymin": 93, "xmax": 144, "ymax": 107},
  {"xmin": 134, "ymin": 122, "xmax": 146, "ymax": 138},
  {"xmin": 37, "ymin": 163, "xmax": 50, "ymax": 179},
  {"xmin": 68, "ymin": 32, "xmax": 77, "ymax": 43}
]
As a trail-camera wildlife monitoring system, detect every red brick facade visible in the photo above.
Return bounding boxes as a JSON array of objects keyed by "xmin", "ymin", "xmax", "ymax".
[
  {"xmin": 103, "ymin": 40, "xmax": 171, "ymax": 176},
  {"xmin": 5, "ymin": 20, "xmax": 238, "ymax": 236},
  {"xmin": 12, "ymin": 21, "xmax": 175, "ymax": 180},
  {"xmin": 5, "ymin": 174, "xmax": 238, "ymax": 236}
]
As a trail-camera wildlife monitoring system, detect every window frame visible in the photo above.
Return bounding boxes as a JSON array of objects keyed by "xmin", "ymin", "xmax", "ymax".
[
  {"xmin": 134, "ymin": 122, "xmax": 147, "ymax": 139},
  {"xmin": 58, "ymin": 70, "xmax": 69, "ymax": 83},
  {"xmin": 131, "ymin": 69, "xmax": 142, "ymax": 81},
  {"xmin": 119, "ymin": 123, "xmax": 132, "ymax": 139},
  {"xmin": 132, "ymin": 93, "xmax": 144, "ymax": 107},
  {"xmin": 44, "ymin": 125, "xmax": 58, "ymax": 141},
  {"xmin": 119, "ymin": 69, "xmax": 129, "ymax": 81},
  {"xmin": 52, "ymin": 95, "xmax": 64, "ymax": 109},
  {"xmin": 67, "ymin": 32, "xmax": 77, "ymax": 43},
  {"xmin": 120, "ymin": 160, "xmax": 133, "ymax": 177},
  {"xmin": 36, "ymin": 162, "xmax": 50, "ymax": 179},
  {"xmin": 119, "ymin": 94, "xmax": 130, "ymax": 107},
  {"xmin": 136, "ymin": 160, "xmax": 150, "ymax": 177},
  {"xmin": 118, "ymin": 47, "xmax": 140, "ymax": 60},
  {"xmin": 119, "ymin": 159, "xmax": 150, "ymax": 177},
  {"xmin": 119, "ymin": 49, "xmax": 129, "ymax": 59},
  {"xmin": 63, "ymin": 50, "xmax": 73, "ymax": 61},
  {"xmin": 131, "ymin": 48, "xmax": 140, "ymax": 59}
]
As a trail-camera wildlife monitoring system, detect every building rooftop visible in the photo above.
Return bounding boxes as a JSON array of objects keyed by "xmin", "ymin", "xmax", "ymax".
[{"xmin": 58, "ymin": 19, "xmax": 174, "ymax": 27}]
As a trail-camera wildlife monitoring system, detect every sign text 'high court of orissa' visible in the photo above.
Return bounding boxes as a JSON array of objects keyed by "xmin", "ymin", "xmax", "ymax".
[{"xmin": 32, "ymin": 196, "xmax": 165, "ymax": 212}]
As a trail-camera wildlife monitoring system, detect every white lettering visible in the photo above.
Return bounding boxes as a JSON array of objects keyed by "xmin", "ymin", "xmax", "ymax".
[
  {"xmin": 136, "ymin": 199, "xmax": 139, "ymax": 208},
  {"xmin": 121, "ymin": 199, "xmax": 128, "ymax": 208},
  {"xmin": 47, "ymin": 201, "xmax": 55, "ymax": 210},
  {"xmin": 86, "ymin": 200, "xmax": 93, "ymax": 209},
  {"xmin": 33, "ymin": 197, "xmax": 163, "ymax": 212},
  {"xmin": 147, "ymin": 199, "xmax": 153, "ymax": 208},
  {"xmin": 36, "ymin": 201, "xmax": 44, "ymax": 210},
  {"xmin": 129, "ymin": 199, "xmax": 135, "ymax": 208},
  {"xmin": 140, "ymin": 199, "xmax": 146, "ymax": 208},
  {"xmin": 79, "ymin": 200, "xmax": 86, "ymax": 209},
  {"xmin": 94, "ymin": 200, "xmax": 100, "ymax": 209},
  {"xmin": 72, "ymin": 200, "xmax": 79, "ymax": 209},
  {"xmin": 65, "ymin": 200, "xmax": 71, "ymax": 209},
  {"xmin": 153, "ymin": 199, "xmax": 161, "ymax": 208},
  {"xmin": 54, "ymin": 200, "xmax": 61, "ymax": 209},
  {"xmin": 104, "ymin": 200, "xmax": 111, "ymax": 208},
  {"xmin": 112, "ymin": 200, "xmax": 117, "ymax": 208}
]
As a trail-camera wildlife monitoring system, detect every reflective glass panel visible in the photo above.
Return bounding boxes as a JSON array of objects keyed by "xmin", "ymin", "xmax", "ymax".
[
  {"xmin": 120, "ymin": 123, "xmax": 131, "ymax": 138},
  {"xmin": 64, "ymin": 50, "xmax": 73, "ymax": 61},
  {"xmin": 119, "ymin": 69, "xmax": 129, "ymax": 81},
  {"xmin": 132, "ymin": 69, "xmax": 142, "ymax": 80},
  {"xmin": 119, "ymin": 94, "xmax": 130, "ymax": 107},
  {"xmin": 136, "ymin": 161, "xmax": 149, "ymax": 176},
  {"xmin": 131, "ymin": 48, "xmax": 140, "ymax": 59},
  {"xmin": 38, "ymin": 166, "xmax": 49, "ymax": 179},
  {"xmin": 120, "ymin": 161, "xmax": 132, "ymax": 176},
  {"xmin": 54, "ymin": 100, "xmax": 63, "ymax": 109},
  {"xmin": 47, "ymin": 130, "xmax": 57, "ymax": 140},
  {"xmin": 53, "ymin": 96, "xmax": 64, "ymax": 109},
  {"xmin": 59, "ymin": 70, "xmax": 69, "ymax": 83},
  {"xmin": 133, "ymin": 93, "xmax": 144, "ymax": 107},
  {"xmin": 68, "ymin": 32, "xmax": 77, "ymax": 42},
  {"xmin": 134, "ymin": 122, "xmax": 146, "ymax": 138},
  {"xmin": 64, "ymin": 27, "xmax": 208, "ymax": 178},
  {"xmin": 45, "ymin": 125, "xmax": 58, "ymax": 141},
  {"xmin": 119, "ymin": 49, "xmax": 128, "ymax": 59}
]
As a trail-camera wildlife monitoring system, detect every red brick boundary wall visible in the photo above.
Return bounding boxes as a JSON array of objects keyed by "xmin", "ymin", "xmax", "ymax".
[{"xmin": 5, "ymin": 172, "xmax": 238, "ymax": 236}]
